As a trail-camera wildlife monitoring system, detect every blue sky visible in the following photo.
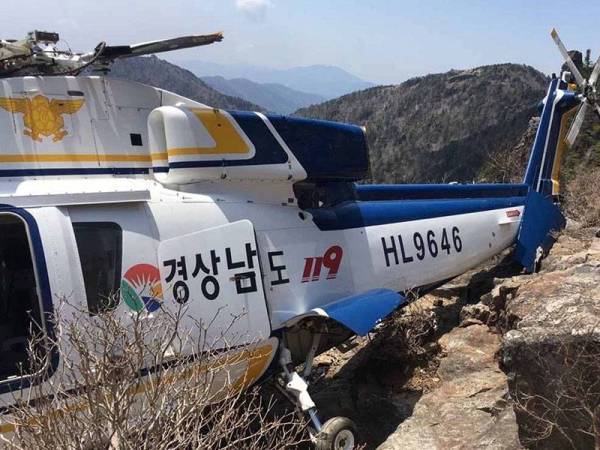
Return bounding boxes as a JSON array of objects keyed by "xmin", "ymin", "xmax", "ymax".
[{"xmin": 2, "ymin": 0, "xmax": 600, "ymax": 84}]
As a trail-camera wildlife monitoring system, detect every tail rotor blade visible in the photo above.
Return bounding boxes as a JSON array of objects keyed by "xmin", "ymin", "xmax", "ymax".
[
  {"xmin": 589, "ymin": 55, "xmax": 600, "ymax": 89},
  {"xmin": 551, "ymin": 28, "xmax": 586, "ymax": 87},
  {"xmin": 566, "ymin": 100, "xmax": 588, "ymax": 147}
]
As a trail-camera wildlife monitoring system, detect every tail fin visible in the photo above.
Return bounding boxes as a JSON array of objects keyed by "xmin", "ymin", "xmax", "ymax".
[
  {"xmin": 523, "ymin": 76, "xmax": 581, "ymax": 197},
  {"xmin": 516, "ymin": 76, "xmax": 580, "ymax": 272}
]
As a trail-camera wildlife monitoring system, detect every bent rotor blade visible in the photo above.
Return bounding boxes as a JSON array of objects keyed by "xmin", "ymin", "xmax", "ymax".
[
  {"xmin": 566, "ymin": 100, "xmax": 588, "ymax": 147},
  {"xmin": 127, "ymin": 32, "xmax": 224, "ymax": 57},
  {"xmin": 551, "ymin": 28, "xmax": 586, "ymax": 87},
  {"xmin": 589, "ymin": 55, "xmax": 600, "ymax": 89}
]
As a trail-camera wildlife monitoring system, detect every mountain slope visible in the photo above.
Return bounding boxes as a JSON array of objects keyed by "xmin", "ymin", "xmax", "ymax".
[
  {"xmin": 201, "ymin": 76, "xmax": 325, "ymax": 114},
  {"xmin": 180, "ymin": 60, "xmax": 375, "ymax": 99},
  {"xmin": 108, "ymin": 56, "xmax": 263, "ymax": 111},
  {"xmin": 296, "ymin": 64, "xmax": 548, "ymax": 184}
]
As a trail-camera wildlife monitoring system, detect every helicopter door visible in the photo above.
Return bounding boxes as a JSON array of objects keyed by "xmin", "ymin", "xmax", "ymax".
[
  {"xmin": 0, "ymin": 213, "xmax": 47, "ymax": 386},
  {"xmin": 157, "ymin": 219, "xmax": 270, "ymax": 350}
]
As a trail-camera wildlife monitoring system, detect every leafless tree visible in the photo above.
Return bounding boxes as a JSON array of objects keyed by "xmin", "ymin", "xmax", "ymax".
[
  {"xmin": 0, "ymin": 298, "xmax": 307, "ymax": 450},
  {"xmin": 509, "ymin": 331, "xmax": 600, "ymax": 449},
  {"xmin": 564, "ymin": 167, "xmax": 600, "ymax": 228}
]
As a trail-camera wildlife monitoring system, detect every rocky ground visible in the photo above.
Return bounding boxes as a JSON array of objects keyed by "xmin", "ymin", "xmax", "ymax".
[{"xmin": 310, "ymin": 226, "xmax": 600, "ymax": 449}]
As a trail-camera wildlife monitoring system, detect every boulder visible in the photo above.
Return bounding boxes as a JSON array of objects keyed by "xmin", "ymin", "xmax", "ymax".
[
  {"xmin": 377, "ymin": 325, "xmax": 522, "ymax": 450},
  {"xmin": 501, "ymin": 231, "xmax": 600, "ymax": 449}
]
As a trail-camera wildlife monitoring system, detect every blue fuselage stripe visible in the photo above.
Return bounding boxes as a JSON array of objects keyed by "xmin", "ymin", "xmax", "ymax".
[
  {"xmin": 0, "ymin": 167, "xmax": 151, "ymax": 177},
  {"xmin": 523, "ymin": 79, "xmax": 558, "ymax": 188},
  {"xmin": 308, "ymin": 196, "xmax": 526, "ymax": 231},
  {"xmin": 356, "ymin": 183, "xmax": 529, "ymax": 200}
]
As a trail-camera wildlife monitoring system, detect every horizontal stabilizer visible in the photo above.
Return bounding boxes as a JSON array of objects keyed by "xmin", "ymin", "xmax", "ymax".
[{"xmin": 315, "ymin": 289, "xmax": 406, "ymax": 336}]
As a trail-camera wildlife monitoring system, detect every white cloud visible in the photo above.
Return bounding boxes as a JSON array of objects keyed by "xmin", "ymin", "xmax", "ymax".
[{"xmin": 235, "ymin": 0, "xmax": 272, "ymax": 21}]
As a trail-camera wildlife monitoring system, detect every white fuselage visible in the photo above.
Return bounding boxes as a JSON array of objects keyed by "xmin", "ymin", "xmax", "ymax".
[{"xmin": 0, "ymin": 75, "xmax": 524, "ymax": 435}]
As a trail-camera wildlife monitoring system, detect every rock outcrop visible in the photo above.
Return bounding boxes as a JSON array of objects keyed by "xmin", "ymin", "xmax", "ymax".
[
  {"xmin": 501, "ymin": 230, "xmax": 600, "ymax": 449},
  {"xmin": 378, "ymin": 324, "xmax": 521, "ymax": 450},
  {"xmin": 313, "ymin": 227, "xmax": 600, "ymax": 449},
  {"xmin": 377, "ymin": 228, "xmax": 600, "ymax": 449}
]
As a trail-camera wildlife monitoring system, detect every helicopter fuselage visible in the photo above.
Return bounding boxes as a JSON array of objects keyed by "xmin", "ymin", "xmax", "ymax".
[{"xmin": 0, "ymin": 73, "xmax": 574, "ymax": 436}]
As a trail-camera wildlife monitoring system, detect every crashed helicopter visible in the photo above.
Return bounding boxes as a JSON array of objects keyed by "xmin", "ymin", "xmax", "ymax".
[{"xmin": 0, "ymin": 28, "xmax": 597, "ymax": 449}]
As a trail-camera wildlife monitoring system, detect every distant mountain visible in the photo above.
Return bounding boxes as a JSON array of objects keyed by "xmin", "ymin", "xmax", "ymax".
[
  {"xmin": 201, "ymin": 76, "xmax": 325, "ymax": 114},
  {"xmin": 108, "ymin": 56, "xmax": 263, "ymax": 111},
  {"xmin": 296, "ymin": 64, "xmax": 548, "ymax": 184},
  {"xmin": 178, "ymin": 60, "xmax": 375, "ymax": 100}
]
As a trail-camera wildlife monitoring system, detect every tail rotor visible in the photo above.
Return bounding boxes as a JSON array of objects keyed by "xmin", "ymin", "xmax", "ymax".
[{"xmin": 551, "ymin": 28, "xmax": 600, "ymax": 147}]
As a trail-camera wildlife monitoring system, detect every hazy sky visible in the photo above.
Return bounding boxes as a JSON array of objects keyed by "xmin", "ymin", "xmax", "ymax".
[{"xmin": 2, "ymin": 0, "xmax": 600, "ymax": 84}]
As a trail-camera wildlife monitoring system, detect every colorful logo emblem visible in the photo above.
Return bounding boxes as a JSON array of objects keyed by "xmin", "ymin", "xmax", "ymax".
[
  {"xmin": 121, "ymin": 264, "xmax": 163, "ymax": 312},
  {"xmin": 0, "ymin": 95, "xmax": 84, "ymax": 142}
]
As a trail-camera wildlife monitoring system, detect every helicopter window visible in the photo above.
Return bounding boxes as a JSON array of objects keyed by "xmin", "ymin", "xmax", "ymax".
[
  {"xmin": 130, "ymin": 133, "xmax": 143, "ymax": 146},
  {"xmin": 73, "ymin": 222, "xmax": 122, "ymax": 315},
  {"xmin": 0, "ymin": 214, "xmax": 45, "ymax": 382}
]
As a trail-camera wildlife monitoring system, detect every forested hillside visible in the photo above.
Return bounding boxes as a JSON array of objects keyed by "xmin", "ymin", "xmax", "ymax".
[
  {"xmin": 296, "ymin": 64, "xmax": 548, "ymax": 183},
  {"xmin": 202, "ymin": 76, "xmax": 325, "ymax": 114},
  {"xmin": 108, "ymin": 56, "xmax": 263, "ymax": 112}
]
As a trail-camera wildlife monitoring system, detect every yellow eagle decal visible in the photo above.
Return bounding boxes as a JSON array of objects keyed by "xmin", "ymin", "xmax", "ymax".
[{"xmin": 0, "ymin": 95, "xmax": 84, "ymax": 142}]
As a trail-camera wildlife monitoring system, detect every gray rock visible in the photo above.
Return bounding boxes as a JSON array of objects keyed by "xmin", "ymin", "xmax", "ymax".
[
  {"xmin": 377, "ymin": 231, "xmax": 600, "ymax": 450},
  {"xmin": 459, "ymin": 303, "xmax": 491, "ymax": 324},
  {"xmin": 501, "ymin": 232, "xmax": 600, "ymax": 449},
  {"xmin": 378, "ymin": 325, "xmax": 522, "ymax": 450}
]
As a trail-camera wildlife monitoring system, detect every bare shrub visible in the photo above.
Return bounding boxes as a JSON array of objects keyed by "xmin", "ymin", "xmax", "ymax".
[
  {"xmin": 373, "ymin": 297, "xmax": 439, "ymax": 366},
  {"xmin": 478, "ymin": 117, "xmax": 539, "ymax": 183},
  {"xmin": 563, "ymin": 167, "xmax": 600, "ymax": 227},
  {"xmin": 0, "ymin": 299, "xmax": 307, "ymax": 450},
  {"xmin": 480, "ymin": 144, "xmax": 529, "ymax": 183},
  {"xmin": 509, "ymin": 331, "xmax": 600, "ymax": 449}
]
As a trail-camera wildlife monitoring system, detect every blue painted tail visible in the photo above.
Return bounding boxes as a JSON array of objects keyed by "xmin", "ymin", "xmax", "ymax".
[
  {"xmin": 523, "ymin": 77, "xmax": 580, "ymax": 196},
  {"xmin": 516, "ymin": 76, "xmax": 580, "ymax": 271}
]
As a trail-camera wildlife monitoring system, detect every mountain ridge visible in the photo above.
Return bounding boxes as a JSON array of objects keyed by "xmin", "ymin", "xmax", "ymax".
[
  {"xmin": 108, "ymin": 56, "xmax": 263, "ymax": 111},
  {"xmin": 176, "ymin": 60, "xmax": 375, "ymax": 99},
  {"xmin": 201, "ymin": 76, "xmax": 325, "ymax": 114},
  {"xmin": 296, "ymin": 63, "xmax": 549, "ymax": 184}
]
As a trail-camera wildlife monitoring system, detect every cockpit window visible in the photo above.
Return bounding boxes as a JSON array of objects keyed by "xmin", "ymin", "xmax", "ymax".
[{"xmin": 73, "ymin": 222, "xmax": 122, "ymax": 314}]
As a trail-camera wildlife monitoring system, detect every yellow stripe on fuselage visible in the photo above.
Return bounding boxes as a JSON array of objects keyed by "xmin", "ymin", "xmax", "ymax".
[
  {"xmin": 551, "ymin": 106, "xmax": 578, "ymax": 195},
  {"xmin": 0, "ymin": 110, "xmax": 252, "ymax": 165},
  {"xmin": 0, "ymin": 148, "xmax": 244, "ymax": 164},
  {"xmin": 151, "ymin": 109, "xmax": 253, "ymax": 161},
  {"xmin": 0, "ymin": 153, "xmax": 153, "ymax": 163},
  {"xmin": 0, "ymin": 423, "xmax": 15, "ymax": 434},
  {"xmin": 0, "ymin": 149, "xmax": 241, "ymax": 165},
  {"xmin": 0, "ymin": 344, "xmax": 273, "ymax": 435},
  {"xmin": 190, "ymin": 109, "xmax": 251, "ymax": 155}
]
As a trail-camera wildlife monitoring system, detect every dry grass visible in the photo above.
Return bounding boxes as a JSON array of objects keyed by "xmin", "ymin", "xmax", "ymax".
[{"xmin": 563, "ymin": 167, "xmax": 600, "ymax": 228}]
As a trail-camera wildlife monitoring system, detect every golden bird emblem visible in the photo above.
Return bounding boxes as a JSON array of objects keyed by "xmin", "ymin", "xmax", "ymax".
[{"xmin": 0, "ymin": 95, "xmax": 84, "ymax": 142}]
